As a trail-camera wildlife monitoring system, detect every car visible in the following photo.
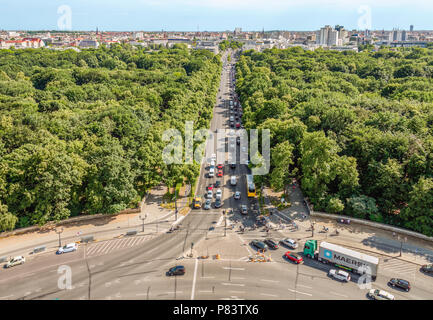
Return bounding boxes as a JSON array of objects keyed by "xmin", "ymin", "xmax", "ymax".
[
  {"xmin": 214, "ymin": 198, "xmax": 222, "ymax": 208},
  {"xmin": 217, "ymin": 169, "xmax": 223, "ymax": 177},
  {"xmin": 211, "ymin": 153, "xmax": 216, "ymax": 161},
  {"xmin": 236, "ymin": 137, "xmax": 240, "ymax": 145},
  {"xmin": 206, "ymin": 189, "xmax": 213, "ymax": 199},
  {"xmin": 229, "ymin": 143, "xmax": 235, "ymax": 150},
  {"xmin": 284, "ymin": 251, "xmax": 303, "ymax": 264},
  {"xmin": 214, "ymin": 180, "xmax": 221, "ymax": 188},
  {"xmin": 193, "ymin": 197, "xmax": 202, "ymax": 209},
  {"xmin": 240, "ymin": 205, "xmax": 248, "ymax": 215},
  {"xmin": 328, "ymin": 269, "xmax": 351, "ymax": 282},
  {"xmin": 207, "ymin": 185, "xmax": 214, "ymax": 191},
  {"xmin": 280, "ymin": 238, "xmax": 298, "ymax": 249},
  {"xmin": 388, "ymin": 278, "xmax": 411, "ymax": 292},
  {"xmin": 229, "ymin": 129, "xmax": 235, "ymax": 136},
  {"xmin": 208, "ymin": 167, "xmax": 215, "ymax": 178},
  {"xmin": 264, "ymin": 239, "xmax": 279, "ymax": 250},
  {"xmin": 368, "ymin": 289, "xmax": 394, "ymax": 300},
  {"xmin": 203, "ymin": 199, "xmax": 211, "ymax": 210},
  {"xmin": 4, "ymin": 256, "xmax": 25, "ymax": 268},
  {"xmin": 167, "ymin": 265, "xmax": 185, "ymax": 276},
  {"xmin": 57, "ymin": 243, "xmax": 78, "ymax": 254},
  {"xmin": 230, "ymin": 163, "xmax": 236, "ymax": 169},
  {"xmin": 230, "ymin": 176, "xmax": 237, "ymax": 186},
  {"xmin": 234, "ymin": 191, "xmax": 241, "ymax": 200},
  {"xmin": 421, "ymin": 264, "xmax": 433, "ymax": 274},
  {"xmin": 236, "ymin": 123, "xmax": 240, "ymax": 128},
  {"xmin": 215, "ymin": 189, "xmax": 222, "ymax": 199},
  {"xmin": 251, "ymin": 240, "xmax": 268, "ymax": 252},
  {"xmin": 217, "ymin": 164, "xmax": 223, "ymax": 170}
]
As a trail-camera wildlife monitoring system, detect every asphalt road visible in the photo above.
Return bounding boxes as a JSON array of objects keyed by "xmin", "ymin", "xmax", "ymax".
[{"xmin": 0, "ymin": 49, "xmax": 432, "ymax": 300}]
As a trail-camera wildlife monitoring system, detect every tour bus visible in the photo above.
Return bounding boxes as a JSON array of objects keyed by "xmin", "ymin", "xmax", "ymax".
[{"xmin": 246, "ymin": 174, "xmax": 256, "ymax": 198}]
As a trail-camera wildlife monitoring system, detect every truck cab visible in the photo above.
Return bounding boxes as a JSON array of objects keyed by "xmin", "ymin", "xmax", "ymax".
[{"xmin": 303, "ymin": 240, "xmax": 319, "ymax": 259}]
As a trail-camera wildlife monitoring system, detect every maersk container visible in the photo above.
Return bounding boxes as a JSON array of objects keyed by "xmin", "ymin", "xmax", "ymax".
[{"xmin": 318, "ymin": 241, "xmax": 379, "ymax": 279}]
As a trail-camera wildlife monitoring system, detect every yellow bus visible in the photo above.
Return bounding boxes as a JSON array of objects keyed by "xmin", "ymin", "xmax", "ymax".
[{"xmin": 246, "ymin": 174, "xmax": 256, "ymax": 198}]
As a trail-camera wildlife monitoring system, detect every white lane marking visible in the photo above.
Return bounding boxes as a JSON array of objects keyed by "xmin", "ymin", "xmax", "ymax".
[
  {"xmin": 229, "ymin": 290, "xmax": 245, "ymax": 294},
  {"xmin": 136, "ymin": 293, "xmax": 147, "ymax": 296},
  {"xmin": 215, "ymin": 216, "xmax": 224, "ymax": 227},
  {"xmin": 261, "ymin": 293, "xmax": 278, "ymax": 297},
  {"xmin": 297, "ymin": 284, "xmax": 312, "ymax": 289},
  {"xmin": 236, "ymin": 233, "xmax": 253, "ymax": 255},
  {"xmin": 0, "ymin": 295, "xmax": 14, "ymax": 300},
  {"xmin": 288, "ymin": 289, "xmax": 312, "ymax": 296},
  {"xmin": 201, "ymin": 276, "xmax": 215, "ymax": 279},
  {"xmin": 92, "ymin": 240, "xmax": 111, "ymax": 254},
  {"xmin": 223, "ymin": 267, "xmax": 245, "ymax": 271},
  {"xmin": 231, "ymin": 277, "xmax": 245, "ymax": 280},
  {"xmin": 191, "ymin": 258, "xmax": 199, "ymax": 300},
  {"xmin": 167, "ymin": 291, "xmax": 183, "ymax": 294},
  {"xmin": 260, "ymin": 279, "xmax": 279, "ymax": 283},
  {"xmin": 221, "ymin": 283, "xmax": 245, "ymax": 287},
  {"xmin": 329, "ymin": 291, "xmax": 348, "ymax": 298},
  {"xmin": 199, "ymin": 290, "xmax": 213, "ymax": 293}
]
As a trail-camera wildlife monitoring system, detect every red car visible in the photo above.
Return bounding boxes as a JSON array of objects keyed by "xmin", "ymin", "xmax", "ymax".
[
  {"xmin": 217, "ymin": 164, "xmax": 223, "ymax": 170},
  {"xmin": 207, "ymin": 185, "xmax": 213, "ymax": 191},
  {"xmin": 284, "ymin": 251, "xmax": 304, "ymax": 264},
  {"xmin": 236, "ymin": 123, "xmax": 240, "ymax": 128},
  {"xmin": 217, "ymin": 169, "xmax": 223, "ymax": 177}
]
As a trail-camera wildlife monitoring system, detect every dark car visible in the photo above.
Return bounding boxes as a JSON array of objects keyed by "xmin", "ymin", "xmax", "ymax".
[
  {"xmin": 421, "ymin": 264, "xmax": 433, "ymax": 274},
  {"xmin": 230, "ymin": 163, "xmax": 236, "ymax": 169},
  {"xmin": 167, "ymin": 265, "xmax": 185, "ymax": 276},
  {"xmin": 388, "ymin": 278, "xmax": 411, "ymax": 292},
  {"xmin": 214, "ymin": 180, "xmax": 221, "ymax": 188},
  {"xmin": 264, "ymin": 239, "xmax": 279, "ymax": 250},
  {"xmin": 251, "ymin": 240, "xmax": 268, "ymax": 252},
  {"xmin": 214, "ymin": 198, "xmax": 222, "ymax": 208}
]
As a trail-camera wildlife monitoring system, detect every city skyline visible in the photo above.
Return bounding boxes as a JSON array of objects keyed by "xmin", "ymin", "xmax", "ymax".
[{"xmin": 1, "ymin": 0, "xmax": 433, "ymax": 31}]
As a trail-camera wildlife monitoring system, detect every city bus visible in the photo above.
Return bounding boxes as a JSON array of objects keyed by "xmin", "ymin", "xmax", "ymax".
[{"xmin": 246, "ymin": 174, "xmax": 256, "ymax": 198}]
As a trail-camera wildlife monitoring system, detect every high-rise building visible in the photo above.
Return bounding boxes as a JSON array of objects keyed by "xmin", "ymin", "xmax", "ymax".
[
  {"xmin": 410, "ymin": 25, "xmax": 414, "ymax": 32},
  {"xmin": 392, "ymin": 29, "xmax": 402, "ymax": 41},
  {"xmin": 234, "ymin": 27, "xmax": 242, "ymax": 35},
  {"xmin": 316, "ymin": 25, "xmax": 340, "ymax": 46}
]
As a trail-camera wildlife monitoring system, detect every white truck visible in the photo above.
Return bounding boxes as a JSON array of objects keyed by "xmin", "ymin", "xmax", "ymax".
[{"xmin": 303, "ymin": 240, "xmax": 379, "ymax": 280}]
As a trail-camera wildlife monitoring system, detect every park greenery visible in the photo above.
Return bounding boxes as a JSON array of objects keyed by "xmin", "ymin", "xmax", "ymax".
[
  {"xmin": 236, "ymin": 47, "xmax": 433, "ymax": 236},
  {"xmin": 0, "ymin": 44, "xmax": 221, "ymax": 231},
  {"xmin": 218, "ymin": 40, "xmax": 244, "ymax": 51}
]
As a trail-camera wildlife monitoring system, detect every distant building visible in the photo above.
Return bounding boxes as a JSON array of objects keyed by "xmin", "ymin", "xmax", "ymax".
[
  {"xmin": 78, "ymin": 39, "xmax": 99, "ymax": 48},
  {"xmin": 234, "ymin": 27, "xmax": 242, "ymax": 35},
  {"xmin": 316, "ymin": 25, "xmax": 341, "ymax": 46},
  {"xmin": 410, "ymin": 25, "xmax": 414, "ymax": 32}
]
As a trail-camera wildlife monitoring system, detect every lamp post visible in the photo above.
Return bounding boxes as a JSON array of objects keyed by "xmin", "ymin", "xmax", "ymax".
[
  {"xmin": 139, "ymin": 213, "xmax": 147, "ymax": 233},
  {"xmin": 55, "ymin": 227, "xmax": 64, "ymax": 248}
]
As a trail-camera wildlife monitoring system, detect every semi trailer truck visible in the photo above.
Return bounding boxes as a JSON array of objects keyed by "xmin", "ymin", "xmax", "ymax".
[{"xmin": 303, "ymin": 240, "xmax": 379, "ymax": 280}]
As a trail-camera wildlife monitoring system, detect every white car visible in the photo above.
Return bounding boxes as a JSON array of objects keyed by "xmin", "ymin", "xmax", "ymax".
[
  {"xmin": 280, "ymin": 238, "xmax": 298, "ymax": 249},
  {"xmin": 230, "ymin": 176, "xmax": 237, "ymax": 186},
  {"xmin": 215, "ymin": 189, "xmax": 222, "ymax": 199},
  {"xmin": 328, "ymin": 269, "xmax": 351, "ymax": 282},
  {"xmin": 5, "ymin": 256, "xmax": 25, "ymax": 268},
  {"xmin": 206, "ymin": 189, "xmax": 213, "ymax": 199},
  {"xmin": 368, "ymin": 289, "xmax": 395, "ymax": 300},
  {"xmin": 234, "ymin": 191, "xmax": 241, "ymax": 200},
  {"xmin": 57, "ymin": 243, "xmax": 78, "ymax": 254}
]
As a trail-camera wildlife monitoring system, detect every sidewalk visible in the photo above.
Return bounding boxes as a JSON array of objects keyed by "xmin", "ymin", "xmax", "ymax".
[
  {"xmin": 0, "ymin": 184, "xmax": 190, "ymax": 259},
  {"xmin": 263, "ymin": 182, "xmax": 433, "ymax": 266}
]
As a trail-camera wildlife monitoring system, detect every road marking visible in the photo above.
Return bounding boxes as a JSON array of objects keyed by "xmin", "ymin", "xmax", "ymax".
[
  {"xmin": 201, "ymin": 276, "xmax": 215, "ymax": 279},
  {"xmin": 136, "ymin": 293, "xmax": 147, "ymax": 296},
  {"xmin": 231, "ymin": 277, "xmax": 245, "ymax": 280},
  {"xmin": 297, "ymin": 284, "xmax": 312, "ymax": 289},
  {"xmin": 260, "ymin": 279, "xmax": 279, "ymax": 283},
  {"xmin": 167, "ymin": 291, "xmax": 183, "ymax": 294},
  {"xmin": 191, "ymin": 258, "xmax": 199, "ymax": 300},
  {"xmin": 199, "ymin": 290, "xmax": 213, "ymax": 293},
  {"xmin": 0, "ymin": 295, "xmax": 14, "ymax": 300},
  {"xmin": 329, "ymin": 291, "xmax": 348, "ymax": 298},
  {"xmin": 223, "ymin": 267, "xmax": 245, "ymax": 271},
  {"xmin": 221, "ymin": 283, "xmax": 245, "ymax": 287},
  {"xmin": 261, "ymin": 293, "xmax": 278, "ymax": 297},
  {"xmin": 229, "ymin": 290, "xmax": 245, "ymax": 294},
  {"xmin": 288, "ymin": 289, "xmax": 312, "ymax": 296}
]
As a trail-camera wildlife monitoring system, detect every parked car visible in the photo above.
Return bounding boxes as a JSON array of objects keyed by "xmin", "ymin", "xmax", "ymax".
[
  {"xmin": 203, "ymin": 199, "xmax": 211, "ymax": 210},
  {"xmin": 284, "ymin": 251, "xmax": 303, "ymax": 264},
  {"xmin": 264, "ymin": 239, "xmax": 279, "ymax": 250},
  {"xmin": 251, "ymin": 240, "xmax": 268, "ymax": 252},
  {"xmin": 206, "ymin": 189, "xmax": 213, "ymax": 199},
  {"xmin": 4, "ymin": 256, "xmax": 25, "ymax": 268},
  {"xmin": 368, "ymin": 289, "xmax": 394, "ymax": 300},
  {"xmin": 167, "ymin": 265, "xmax": 185, "ymax": 276},
  {"xmin": 207, "ymin": 185, "xmax": 213, "ymax": 191},
  {"xmin": 217, "ymin": 164, "xmax": 223, "ymax": 170},
  {"xmin": 279, "ymin": 238, "xmax": 298, "ymax": 249},
  {"xmin": 57, "ymin": 243, "xmax": 78, "ymax": 254},
  {"xmin": 214, "ymin": 180, "xmax": 221, "ymax": 188},
  {"xmin": 217, "ymin": 169, "xmax": 223, "ymax": 177},
  {"xmin": 230, "ymin": 163, "xmax": 236, "ymax": 169},
  {"xmin": 388, "ymin": 278, "xmax": 411, "ymax": 292},
  {"xmin": 421, "ymin": 264, "xmax": 433, "ymax": 275},
  {"xmin": 214, "ymin": 198, "xmax": 222, "ymax": 208},
  {"xmin": 328, "ymin": 269, "xmax": 351, "ymax": 282},
  {"xmin": 236, "ymin": 123, "xmax": 240, "ymax": 128},
  {"xmin": 240, "ymin": 205, "xmax": 248, "ymax": 215},
  {"xmin": 193, "ymin": 197, "xmax": 201, "ymax": 209},
  {"xmin": 233, "ymin": 191, "xmax": 241, "ymax": 200},
  {"xmin": 215, "ymin": 189, "xmax": 222, "ymax": 199}
]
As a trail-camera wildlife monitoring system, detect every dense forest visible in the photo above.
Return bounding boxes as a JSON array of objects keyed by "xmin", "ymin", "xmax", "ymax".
[
  {"xmin": 236, "ymin": 46, "xmax": 433, "ymax": 236},
  {"xmin": 0, "ymin": 44, "xmax": 221, "ymax": 231}
]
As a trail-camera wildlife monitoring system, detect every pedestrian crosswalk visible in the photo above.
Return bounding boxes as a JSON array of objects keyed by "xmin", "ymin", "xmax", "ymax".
[{"xmin": 86, "ymin": 235, "xmax": 154, "ymax": 257}]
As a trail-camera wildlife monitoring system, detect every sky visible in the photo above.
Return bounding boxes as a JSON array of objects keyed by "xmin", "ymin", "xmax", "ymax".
[{"xmin": 1, "ymin": 0, "xmax": 433, "ymax": 31}]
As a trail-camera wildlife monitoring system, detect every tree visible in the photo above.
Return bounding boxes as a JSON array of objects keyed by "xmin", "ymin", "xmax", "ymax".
[
  {"xmin": 0, "ymin": 201, "xmax": 17, "ymax": 232},
  {"xmin": 270, "ymin": 141, "xmax": 294, "ymax": 192}
]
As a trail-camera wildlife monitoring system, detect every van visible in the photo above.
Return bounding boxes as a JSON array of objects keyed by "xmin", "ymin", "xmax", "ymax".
[
  {"xmin": 209, "ymin": 167, "xmax": 215, "ymax": 177},
  {"xmin": 230, "ymin": 176, "xmax": 237, "ymax": 186}
]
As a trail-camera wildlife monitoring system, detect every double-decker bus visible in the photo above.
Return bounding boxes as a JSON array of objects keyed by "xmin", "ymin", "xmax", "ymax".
[{"xmin": 246, "ymin": 174, "xmax": 256, "ymax": 198}]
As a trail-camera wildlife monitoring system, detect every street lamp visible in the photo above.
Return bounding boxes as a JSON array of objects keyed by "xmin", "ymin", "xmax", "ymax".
[
  {"xmin": 55, "ymin": 227, "xmax": 64, "ymax": 247},
  {"xmin": 139, "ymin": 213, "xmax": 147, "ymax": 233}
]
